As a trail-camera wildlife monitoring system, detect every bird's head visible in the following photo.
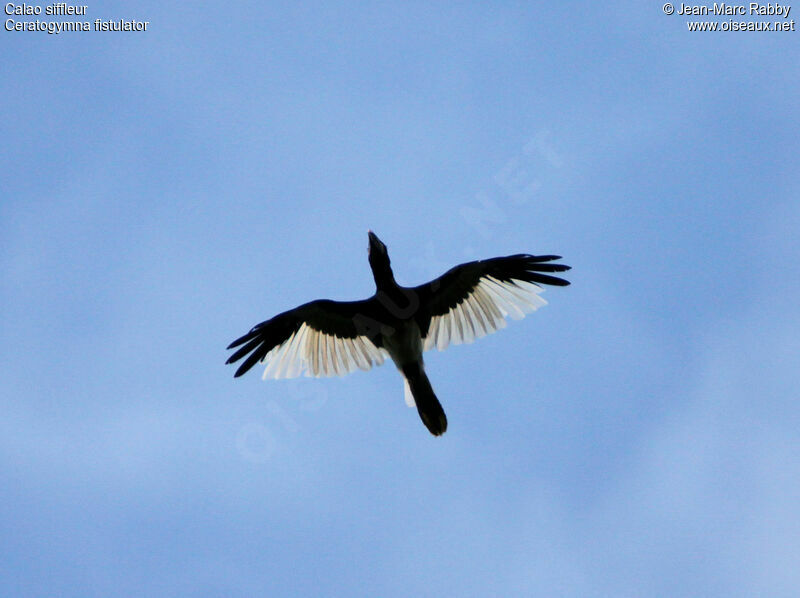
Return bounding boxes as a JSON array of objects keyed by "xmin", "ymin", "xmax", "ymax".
[
  {"xmin": 367, "ymin": 230, "xmax": 392, "ymax": 277},
  {"xmin": 368, "ymin": 230, "xmax": 388, "ymax": 257}
]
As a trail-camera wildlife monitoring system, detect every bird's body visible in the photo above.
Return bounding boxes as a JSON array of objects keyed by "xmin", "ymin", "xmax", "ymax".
[{"xmin": 226, "ymin": 232, "xmax": 570, "ymax": 435}]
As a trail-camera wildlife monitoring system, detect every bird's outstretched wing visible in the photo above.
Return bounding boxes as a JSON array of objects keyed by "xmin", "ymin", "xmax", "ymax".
[
  {"xmin": 226, "ymin": 299, "xmax": 388, "ymax": 379},
  {"xmin": 411, "ymin": 254, "xmax": 570, "ymax": 351}
]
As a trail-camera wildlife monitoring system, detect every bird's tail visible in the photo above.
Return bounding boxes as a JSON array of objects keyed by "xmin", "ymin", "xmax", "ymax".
[{"xmin": 402, "ymin": 363, "xmax": 447, "ymax": 436}]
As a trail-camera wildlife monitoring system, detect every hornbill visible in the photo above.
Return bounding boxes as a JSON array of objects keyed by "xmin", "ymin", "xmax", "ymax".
[{"xmin": 226, "ymin": 231, "xmax": 570, "ymax": 436}]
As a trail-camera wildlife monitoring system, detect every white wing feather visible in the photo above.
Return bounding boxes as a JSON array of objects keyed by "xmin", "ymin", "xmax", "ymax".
[
  {"xmin": 261, "ymin": 323, "xmax": 388, "ymax": 380},
  {"xmin": 422, "ymin": 276, "xmax": 547, "ymax": 352}
]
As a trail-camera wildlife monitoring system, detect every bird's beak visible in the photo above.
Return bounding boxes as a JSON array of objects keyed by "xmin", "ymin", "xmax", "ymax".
[{"xmin": 368, "ymin": 230, "xmax": 379, "ymax": 253}]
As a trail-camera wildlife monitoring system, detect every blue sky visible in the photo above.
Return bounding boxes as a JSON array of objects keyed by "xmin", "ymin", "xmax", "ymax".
[{"xmin": 2, "ymin": 2, "xmax": 799, "ymax": 596}]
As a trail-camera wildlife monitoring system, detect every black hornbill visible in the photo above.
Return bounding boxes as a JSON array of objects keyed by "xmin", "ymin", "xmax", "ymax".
[{"xmin": 226, "ymin": 231, "xmax": 570, "ymax": 436}]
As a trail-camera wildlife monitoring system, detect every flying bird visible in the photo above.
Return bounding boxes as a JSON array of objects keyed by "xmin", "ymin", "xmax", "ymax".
[{"xmin": 226, "ymin": 231, "xmax": 570, "ymax": 436}]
